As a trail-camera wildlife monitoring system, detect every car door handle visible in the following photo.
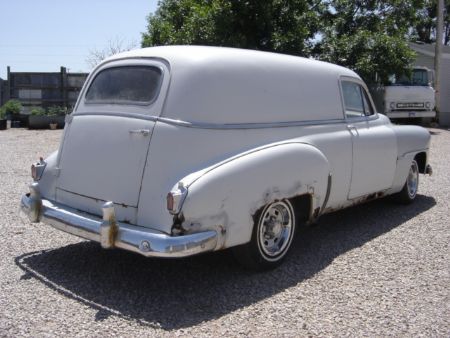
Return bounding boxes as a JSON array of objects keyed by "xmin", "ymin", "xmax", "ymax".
[
  {"xmin": 347, "ymin": 124, "xmax": 358, "ymax": 136},
  {"xmin": 129, "ymin": 129, "xmax": 150, "ymax": 136}
]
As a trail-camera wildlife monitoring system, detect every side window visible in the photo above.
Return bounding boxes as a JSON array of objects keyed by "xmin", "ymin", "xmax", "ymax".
[{"xmin": 341, "ymin": 81, "xmax": 374, "ymax": 118}]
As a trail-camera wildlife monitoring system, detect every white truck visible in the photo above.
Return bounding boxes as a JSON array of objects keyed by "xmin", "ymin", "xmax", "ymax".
[{"xmin": 382, "ymin": 67, "xmax": 436, "ymax": 120}]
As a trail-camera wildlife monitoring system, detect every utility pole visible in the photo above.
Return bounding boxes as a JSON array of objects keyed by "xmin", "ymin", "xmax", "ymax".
[{"xmin": 434, "ymin": 0, "xmax": 444, "ymax": 124}]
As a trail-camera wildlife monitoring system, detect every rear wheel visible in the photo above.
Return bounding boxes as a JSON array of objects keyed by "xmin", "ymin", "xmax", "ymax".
[
  {"xmin": 394, "ymin": 159, "xmax": 419, "ymax": 204},
  {"xmin": 232, "ymin": 200, "xmax": 296, "ymax": 270}
]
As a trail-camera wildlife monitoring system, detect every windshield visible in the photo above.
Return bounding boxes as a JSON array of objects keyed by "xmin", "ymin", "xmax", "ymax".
[
  {"xmin": 85, "ymin": 66, "xmax": 163, "ymax": 104},
  {"xmin": 388, "ymin": 69, "xmax": 429, "ymax": 87}
]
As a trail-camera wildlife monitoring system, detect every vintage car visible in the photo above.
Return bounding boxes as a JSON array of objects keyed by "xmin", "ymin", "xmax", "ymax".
[{"xmin": 20, "ymin": 46, "xmax": 432, "ymax": 269}]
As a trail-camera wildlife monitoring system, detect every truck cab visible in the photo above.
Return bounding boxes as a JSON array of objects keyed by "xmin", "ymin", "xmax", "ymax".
[{"xmin": 383, "ymin": 67, "xmax": 435, "ymax": 120}]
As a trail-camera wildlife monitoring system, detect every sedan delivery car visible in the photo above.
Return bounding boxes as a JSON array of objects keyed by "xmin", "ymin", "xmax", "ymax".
[{"xmin": 20, "ymin": 46, "xmax": 432, "ymax": 270}]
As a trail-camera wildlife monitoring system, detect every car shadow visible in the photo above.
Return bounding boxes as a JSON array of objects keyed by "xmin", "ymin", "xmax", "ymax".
[{"xmin": 15, "ymin": 195, "xmax": 436, "ymax": 330}]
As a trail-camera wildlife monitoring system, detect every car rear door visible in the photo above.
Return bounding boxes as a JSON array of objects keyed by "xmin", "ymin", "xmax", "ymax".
[{"xmin": 56, "ymin": 59, "xmax": 170, "ymax": 208}]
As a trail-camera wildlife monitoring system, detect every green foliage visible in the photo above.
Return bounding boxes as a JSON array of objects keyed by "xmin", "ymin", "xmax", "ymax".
[
  {"xmin": 30, "ymin": 106, "xmax": 67, "ymax": 117},
  {"xmin": 143, "ymin": 0, "xmax": 431, "ymax": 84},
  {"xmin": 47, "ymin": 106, "xmax": 67, "ymax": 116},
  {"xmin": 316, "ymin": 0, "xmax": 423, "ymax": 83},
  {"xmin": 413, "ymin": 0, "xmax": 450, "ymax": 45},
  {"xmin": 142, "ymin": 0, "xmax": 323, "ymax": 56},
  {"xmin": 318, "ymin": 30, "xmax": 416, "ymax": 84},
  {"xmin": 0, "ymin": 107, "xmax": 5, "ymax": 120},
  {"xmin": 1, "ymin": 99, "xmax": 22, "ymax": 115},
  {"xmin": 30, "ymin": 107, "xmax": 47, "ymax": 116}
]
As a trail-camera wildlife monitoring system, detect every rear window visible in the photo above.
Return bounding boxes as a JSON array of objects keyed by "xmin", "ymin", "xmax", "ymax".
[{"xmin": 85, "ymin": 66, "xmax": 162, "ymax": 104}]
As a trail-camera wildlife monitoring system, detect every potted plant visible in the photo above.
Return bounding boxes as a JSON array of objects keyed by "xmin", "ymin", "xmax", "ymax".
[
  {"xmin": 28, "ymin": 106, "xmax": 67, "ymax": 129},
  {"xmin": 2, "ymin": 100, "xmax": 22, "ymax": 127},
  {"xmin": 28, "ymin": 107, "xmax": 48, "ymax": 129},
  {"xmin": 47, "ymin": 106, "xmax": 67, "ymax": 129}
]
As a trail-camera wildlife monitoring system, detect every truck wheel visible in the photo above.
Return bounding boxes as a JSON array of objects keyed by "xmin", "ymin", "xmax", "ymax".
[
  {"xmin": 232, "ymin": 200, "xmax": 296, "ymax": 270},
  {"xmin": 394, "ymin": 160, "xmax": 419, "ymax": 204}
]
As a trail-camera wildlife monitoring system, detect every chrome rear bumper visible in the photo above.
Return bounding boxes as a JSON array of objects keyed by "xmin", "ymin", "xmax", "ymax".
[{"xmin": 20, "ymin": 183, "xmax": 218, "ymax": 258}]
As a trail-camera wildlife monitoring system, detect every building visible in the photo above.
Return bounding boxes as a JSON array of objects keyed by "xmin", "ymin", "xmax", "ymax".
[
  {"xmin": 0, "ymin": 77, "xmax": 5, "ymax": 107},
  {"xmin": 0, "ymin": 67, "xmax": 88, "ymax": 113},
  {"xmin": 410, "ymin": 42, "xmax": 450, "ymax": 126}
]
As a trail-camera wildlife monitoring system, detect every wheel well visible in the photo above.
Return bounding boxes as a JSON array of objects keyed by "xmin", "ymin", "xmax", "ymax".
[
  {"xmin": 251, "ymin": 194, "xmax": 312, "ymax": 229},
  {"xmin": 289, "ymin": 194, "xmax": 312, "ymax": 225},
  {"xmin": 414, "ymin": 152, "xmax": 427, "ymax": 174}
]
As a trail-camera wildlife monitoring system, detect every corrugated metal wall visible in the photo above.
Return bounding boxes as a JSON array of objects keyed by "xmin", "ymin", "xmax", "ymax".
[{"xmin": 4, "ymin": 69, "xmax": 87, "ymax": 112}]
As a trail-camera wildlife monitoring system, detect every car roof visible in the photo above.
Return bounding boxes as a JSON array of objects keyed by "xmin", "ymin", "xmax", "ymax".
[{"xmin": 100, "ymin": 46, "xmax": 360, "ymax": 124}]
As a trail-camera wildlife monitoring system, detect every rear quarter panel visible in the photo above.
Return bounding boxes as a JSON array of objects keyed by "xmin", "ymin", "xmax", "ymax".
[{"xmin": 180, "ymin": 143, "xmax": 330, "ymax": 248}]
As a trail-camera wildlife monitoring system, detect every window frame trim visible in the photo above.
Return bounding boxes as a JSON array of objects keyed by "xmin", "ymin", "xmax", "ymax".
[
  {"xmin": 338, "ymin": 76, "xmax": 378, "ymax": 123},
  {"xmin": 84, "ymin": 64, "xmax": 165, "ymax": 107}
]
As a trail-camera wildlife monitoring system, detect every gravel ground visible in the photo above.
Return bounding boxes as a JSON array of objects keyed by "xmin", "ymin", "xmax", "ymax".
[{"xmin": 0, "ymin": 127, "xmax": 449, "ymax": 337}]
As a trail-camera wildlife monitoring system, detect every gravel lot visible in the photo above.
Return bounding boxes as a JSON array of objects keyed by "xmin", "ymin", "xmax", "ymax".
[{"xmin": 0, "ymin": 127, "xmax": 449, "ymax": 337}]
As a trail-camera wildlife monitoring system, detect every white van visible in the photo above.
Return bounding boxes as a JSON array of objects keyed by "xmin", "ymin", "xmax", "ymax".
[{"xmin": 21, "ymin": 46, "xmax": 432, "ymax": 269}]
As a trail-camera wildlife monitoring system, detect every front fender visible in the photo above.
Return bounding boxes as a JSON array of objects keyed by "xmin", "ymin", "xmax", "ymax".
[{"xmin": 180, "ymin": 142, "xmax": 330, "ymax": 248}]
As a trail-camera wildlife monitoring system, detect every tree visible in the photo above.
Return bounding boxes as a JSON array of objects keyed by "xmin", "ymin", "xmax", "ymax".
[
  {"xmin": 315, "ymin": 0, "xmax": 426, "ymax": 84},
  {"xmin": 317, "ymin": 31, "xmax": 416, "ymax": 84},
  {"xmin": 142, "ymin": 0, "xmax": 428, "ymax": 84},
  {"xmin": 414, "ymin": 0, "xmax": 449, "ymax": 45},
  {"xmin": 86, "ymin": 37, "xmax": 138, "ymax": 69},
  {"xmin": 142, "ymin": 0, "xmax": 323, "ymax": 56}
]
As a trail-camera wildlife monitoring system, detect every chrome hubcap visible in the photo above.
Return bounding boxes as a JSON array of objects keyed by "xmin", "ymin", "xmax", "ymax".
[
  {"xmin": 258, "ymin": 201, "xmax": 293, "ymax": 258},
  {"xmin": 407, "ymin": 161, "xmax": 419, "ymax": 199}
]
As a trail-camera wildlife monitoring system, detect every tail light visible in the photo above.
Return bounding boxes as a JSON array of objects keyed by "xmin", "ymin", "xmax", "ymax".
[
  {"xmin": 31, "ymin": 164, "xmax": 37, "ymax": 180},
  {"xmin": 167, "ymin": 182, "xmax": 188, "ymax": 215},
  {"xmin": 31, "ymin": 157, "xmax": 46, "ymax": 181}
]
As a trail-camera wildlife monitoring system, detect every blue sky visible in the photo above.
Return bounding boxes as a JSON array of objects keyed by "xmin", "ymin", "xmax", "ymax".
[{"xmin": 0, "ymin": 0, "xmax": 158, "ymax": 78}]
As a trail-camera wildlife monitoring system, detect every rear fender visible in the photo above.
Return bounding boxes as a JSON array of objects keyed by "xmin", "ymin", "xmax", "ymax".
[
  {"xmin": 179, "ymin": 142, "xmax": 330, "ymax": 248},
  {"xmin": 35, "ymin": 151, "xmax": 59, "ymax": 201}
]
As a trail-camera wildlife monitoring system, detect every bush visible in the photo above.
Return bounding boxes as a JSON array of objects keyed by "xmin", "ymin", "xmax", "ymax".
[
  {"xmin": 1, "ymin": 100, "xmax": 22, "ymax": 115},
  {"xmin": 47, "ymin": 106, "xmax": 67, "ymax": 116},
  {"xmin": 0, "ymin": 107, "xmax": 5, "ymax": 120},
  {"xmin": 30, "ymin": 107, "xmax": 47, "ymax": 116}
]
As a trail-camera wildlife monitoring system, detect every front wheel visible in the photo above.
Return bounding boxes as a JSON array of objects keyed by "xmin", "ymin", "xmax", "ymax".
[
  {"xmin": 232, "ymin": 199, "xmax": 296, "ymax": 270},
  {"xmin": 394, "ymin": 159, "xmax": 419, "ymax": 204}
]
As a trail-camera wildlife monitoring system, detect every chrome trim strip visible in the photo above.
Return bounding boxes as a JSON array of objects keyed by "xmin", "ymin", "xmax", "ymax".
[
  {"xmin": 74, "ymin": 111, "xmax": 159, "ymax": 122},
  {"xmin": 73, "ymin": 111, "xmax": 347, "ymax": 130},
  {"xmin": 20, "ymin": 188, "xmax": 218, "ymax": 258},
  {"xmin": 157, "ymin": 117, "xmax": 347, "ymax": 129}
]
